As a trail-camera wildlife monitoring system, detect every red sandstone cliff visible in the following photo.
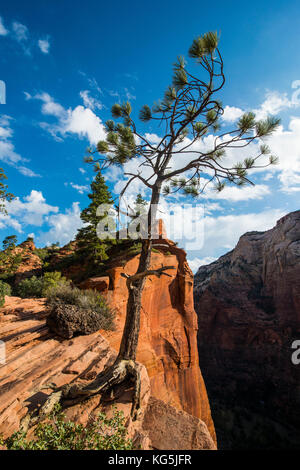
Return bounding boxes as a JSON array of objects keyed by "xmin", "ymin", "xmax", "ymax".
[
  {"xmin": 194, "ymin": 210, "xmax": 300, "ymax": 449},
  {"xmin": 0, "ymin": 235, "xmax": 216, "ymax": 448}
]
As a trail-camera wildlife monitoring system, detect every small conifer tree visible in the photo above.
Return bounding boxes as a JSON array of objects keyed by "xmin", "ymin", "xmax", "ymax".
[{"xmin": 76, "ymin": 171, "xmax": 115, "ymax": 262}]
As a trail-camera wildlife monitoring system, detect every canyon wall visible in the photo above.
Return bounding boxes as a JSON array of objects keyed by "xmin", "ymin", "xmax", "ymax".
[{"xmin": 194, "ymin": 210, "xmax": 300, "ymax": 449}]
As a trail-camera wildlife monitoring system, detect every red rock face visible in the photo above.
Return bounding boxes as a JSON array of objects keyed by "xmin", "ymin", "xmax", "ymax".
[
  {"xmin": 194, "ymin": 210, "xmax": 300, "ymax": 449},
  {"xmin": 99, "ymin": 237, "xmax": 216, "ymax": 443},
  {"xmin": 0, "ymin": 294, "xmax": 216, "ymax": 449}
]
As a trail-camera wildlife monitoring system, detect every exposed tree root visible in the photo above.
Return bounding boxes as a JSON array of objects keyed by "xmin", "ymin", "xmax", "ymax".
[{"xmin": 21, "ymin": 359, "xmax": 142, "ymax": 432}]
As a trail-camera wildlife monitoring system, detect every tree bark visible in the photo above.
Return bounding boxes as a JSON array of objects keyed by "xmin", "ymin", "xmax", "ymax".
[{"xmin": 117, "ymin": 180, "xmax": 162, "ymax": 361}]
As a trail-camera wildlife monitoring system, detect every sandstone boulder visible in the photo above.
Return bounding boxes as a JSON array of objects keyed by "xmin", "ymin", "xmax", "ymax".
[{"xmin": 46, "ymin": 302, "xmax": 109, "ymax": 339}]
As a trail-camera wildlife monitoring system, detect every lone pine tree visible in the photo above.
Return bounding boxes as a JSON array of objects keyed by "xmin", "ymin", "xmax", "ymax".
[
  {"xmin": 76, "ymin": 171, "xmax": 115, "ymax": 263},
  {"xmin": 26, "ymin": 31, "xmax": 281, "ymax": 423}
]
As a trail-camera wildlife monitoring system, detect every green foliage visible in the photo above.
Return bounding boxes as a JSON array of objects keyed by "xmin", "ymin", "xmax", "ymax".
[
  {"xmin": 215, "ymin": 181, "xmax": 226, "ymax": 192},
  {"xmin": 255, "ymin": 116, "xmax": 281, "ymax": 137},
  {"xmin": 76, "ymin": 172, "xmax": 115, "ymax": 263},
  {"xmin": 206, "ymin": 109, "xmax": 217, "ymax": 124},
  {"xmin": 3, "ymin": 235, "xmax": 17, "ymax": 251},
  {"xmin": 34, "ymin": 247, "xmax": 51, "ymax": 262},
  {"xmin": 83, "ymin": 30, "xmax": 280, "ymax": 213},
  {"xmin": 16, "ymin": 272, "xmax": 70, "ymax": 299},
  {"xmin": 111, "ymin": 102, "xmax": 132, "ymax": 119},
  {"xmin": 0, "ymin": 405, "xmax": 133, "ymax": 450},
  {"xmin": 139, "ymin": 105, "xmax": 152, "ymax": 122},
  {"xmin": 111, "ymin": 103, "xmax": 122, "ymax": 118},
  {"xmin": 237, "ymin": 112, "xmax": 256, "ymax": 133},
  {"xmin": 46, "ymin": 284, "xmax": 114, "ymax": 331},
  {"xmin": 244, "ymin": 157, "xmax": 255, "ymax": 169},
  {"xmin": 0, "ymin": 167, "xmax": 14, "ymax": 214},
  {"xmin": 172, "ymin": 68, "xmax": 188, "ymax": 91},
  {"xmin": 97, "ymin": 141, "xmax": 109, "ymax": 153},
  {"xmin": 269, "ymin": 155, "xmax": 279, "ymax": 165},
  {"xmin": 0, "ymin": 280, "xmax": 11, "ymax": 306},
  {"xmin": 16, "ymin": 276, "xmax": 43, "ymax": 298},
  {"xmin": 0, "ymin": 240, "xmax": 22, "ymax": 279},
  {"xmin": 188, "ymin": 31, "xmax": 219, "ymax": 59}
]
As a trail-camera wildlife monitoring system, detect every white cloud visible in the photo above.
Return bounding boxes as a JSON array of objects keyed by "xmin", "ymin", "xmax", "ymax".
[
  {"xmin": 79, "ymin": 167, "xmax": 86, "ymax": 174},
  {"xmin": 1, "ymin": 190, "xmax": 59, "ymax": 231},
  {"xmin": 38, "ymin": 202, "xmax": 83, "ymax": 246},
  {"xmin": 205, "ymin": 183, "xmax": 271, "ymax": 201},
  {"xmin": 64, "ymin": 105, "xmax": 105, "ymax": 145},
  {"xmin": 18, "ymin": 166, "xmax": 41, "ymax": 177},
  {"xmin": 254, "ymin": 90, "xmax": 296, "ymax": 120},
  {"xmin": 188, "ymin": 256, "xmax": 217, "ymax": 273},
  {"xmin": 0, "ymin": 191, "xmax": 83, "ymax": 247},
  {"xmin": 66, "ymin": 182, "xmax": 89, "ymax": 194},
  {"xmin": 0, "ymin": 213, "xmax": 22, "ymax": 232},
  {"xmin": 12, "ymin": 21, "xmax": 31, "ymax": 55},
  {"xmin": 0, "ymin": 116, "xmax": 40, "ymax": 176},
  {"xmin": 222, "ymin": 90, "xmax": 299, "ymax": 124},
  {"xmin": 12, "ymin": 21, "xmax": 28, "ymax": 42},
  {"xmin": 80, "ymin": 90, "xmax": 102, "ymax": 110},
  {"xmin": 0, "ymin": 16, "xmax": 8, "ymax": 36},
  {"xmin": 38, "ymin": 37, "xmax": 50, "ymax": 54},
  {"xmin": 263, "ymin": 116, "xmax": 300, "ymax": 192},
  {"xmin": 222, "ymin": 105, "xmax": 243, "ymax": 123},
  {"xmin": 29, "ymin": 92, "xmax": 106, "ymax": 145},
  {"xmin": 198, "ymin": 208, "xmax": 286, "ymax": 258},
  {"xmin": 36, "ymin": 92, "xmax": 66, "ymax": 118}
]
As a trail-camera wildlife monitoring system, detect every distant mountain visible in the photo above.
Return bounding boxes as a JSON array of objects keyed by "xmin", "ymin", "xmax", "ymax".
[{"xmin": 194, "ymin": 210, "xmax": 300, "ymax": 449}]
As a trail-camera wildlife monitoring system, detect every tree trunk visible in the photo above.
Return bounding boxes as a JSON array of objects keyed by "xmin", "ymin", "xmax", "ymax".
[{"xmin": 117, "ymin": 181, "xmax": 162, "ymax": 361}]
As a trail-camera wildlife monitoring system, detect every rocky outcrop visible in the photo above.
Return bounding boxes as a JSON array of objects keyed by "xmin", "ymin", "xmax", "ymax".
[
  {"xmin": 0, "ymin": 239, "xmax": 42, "ymax": 284},
  {"xmin": 194, "ymin": 210, "xmax": 300, "ymax": 449},
  {"xmin": 142, "ymin": 397, "xmax": 216, "ymax": 450},
  {"xmin": 0, "ymin": 296, "xmax": 215, "ymax": 449},
  {"xmin": 94, "ymin": 236, "xmax": 216, "ymax": 443}
]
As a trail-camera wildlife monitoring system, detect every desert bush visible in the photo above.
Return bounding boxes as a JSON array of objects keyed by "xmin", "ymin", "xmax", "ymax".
[
  {"xmin": 0, "ymin": 405, "xmax": 133, "ymax": 450},
  {"xmin": 46, "ymin": 283, "xmax": 114, "ymax": 333},
  {"xmin": 0, "ymin": 280, "xmax": 11, "ymax": 307},
  {"xmin": 42, "ymin": 272, "xmax": 70, "ymax": 294},
  {"xmin": 16, "ymin": 272, "xmax": 70, "ymax": 299},
  {"xmin": 16, "ymin": 276, "xmax": 44, "ymax": 298}
]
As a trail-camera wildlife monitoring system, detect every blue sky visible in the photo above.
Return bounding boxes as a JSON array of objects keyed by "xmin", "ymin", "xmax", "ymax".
[{"xmin": 0, "ymin": 0, "xmax": 300, "ymax": 271}]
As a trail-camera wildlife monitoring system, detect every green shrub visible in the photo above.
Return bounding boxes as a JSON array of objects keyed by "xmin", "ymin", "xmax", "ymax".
[
  {"xmin": 0, "ymin": 405, "xmax": 133, "ymax": 450},
  {"xmin": 16, "ymin": 276, "xmax": 44, "ymax": 298},
  {"xmin": 16, "ymin": 272, "xmax": 70, "ymax": 299},
  {"xmin": 34, "ymin": 247, "xmax": 50, "ymax": 262},
  {"xmin": 46, "ymin": 284, "xmax": 114, "ymax": 331},
  {"xmin": 0, "ymin": 280, "xmax": 11, "ymax": 307},
  {"xmin": 42, "ymin": 272, "xmax": 70, "ymax": 295}
]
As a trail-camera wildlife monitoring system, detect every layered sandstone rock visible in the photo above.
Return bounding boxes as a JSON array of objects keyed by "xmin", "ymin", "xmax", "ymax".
[
  {"xmin": 0, "ymin": 296, "xmax": 215, "ymax": 449},
  {"xmin": 194, "ymin": 210, "xmax": 300, "ymax": 449}
]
